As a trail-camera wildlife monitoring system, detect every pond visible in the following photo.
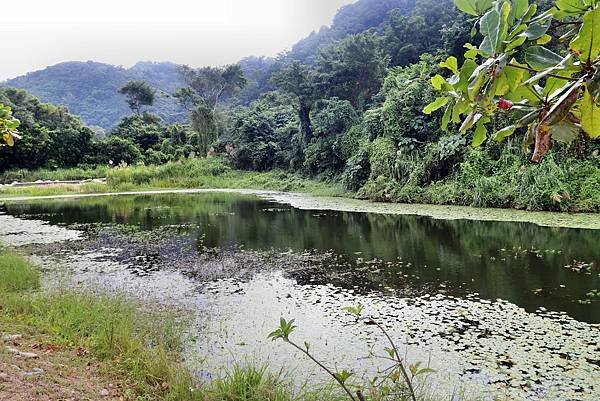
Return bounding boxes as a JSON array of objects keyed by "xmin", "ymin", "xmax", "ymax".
[{"xmin": 0, "ymin": 191, "xmax": 598, "ymax": 400}]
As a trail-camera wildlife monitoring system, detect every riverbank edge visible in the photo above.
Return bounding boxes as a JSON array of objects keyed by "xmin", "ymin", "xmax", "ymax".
[
  {"xmin": 1, "ymin": 187, "xmax": 599, "ymax": 230},
  {"xmin": 0, "ymin": 247, "xmax": 347, "ymax": 401}
]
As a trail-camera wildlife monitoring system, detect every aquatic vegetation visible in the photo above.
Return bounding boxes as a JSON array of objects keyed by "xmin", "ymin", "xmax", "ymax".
[{"xmin": 2, "ymin": 193, "xmax": 599, "ymax": 400}]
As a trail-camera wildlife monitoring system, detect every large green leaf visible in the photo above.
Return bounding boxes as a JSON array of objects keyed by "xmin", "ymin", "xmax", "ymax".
[
  {"xmin": 423, "ymin": 96, "xmax": 450, "ymax": 114},
  {"xmin": 524, "ymin": 54, "xmax": 575, "ymax": 85},
  {"xmin": 440, "ymin": 56, "xmax": 459, "ymax": 74},
  {"xmin": 472, "ymin": 117, "xmax": 490, "ymax": 146},
  {"xmin": 456, "ymin": 59, "xmax": 479, "ymax": 92},
  {"xmin": 555, "ymin": 0, "xmax": 587, "ymax": 18},
  {"xmin": 493, "ymin": 125, "xmax": 517, "ymax": 141},
  {"xmin": 504, "ymin": 60, "xmax": 529, "ymax": 91},
  {"xmin": 525, "ymin": 46, "xmax": 564, "ymax": 70},
  {"xmin": 549, "ymin": 119, "xmax": 580, "ymax": 143},
  {"xmin": 453, "ymin": 0, "xmax": 493, "ymax": 16},
  {"xmin": 479, "ymin": 9, "xmax": 503, "ymax": 56},
  {"xmin": 581, "ymin": 87, "xmax": 600, "ymax": 138},
  {"xmin": 570, "ymin": 7, "xmax": 600, "ymax": 63},
  {"xmin": 441, "ymin": 101, "xmax": 453, "ymax": 131},
  {"xmin": 505, "ymin": 35, "xmax": 527, "ymax": 52},
  {"xmin": 431, "ymin": 75, "xmax": 452, "ymax": 91},
  {"xmin": 512, "ymin": 0, "xmax": 529, "ymax": 20},
  {"xmin": 523, "ymin": 15, "xmax": 552, "ymax": 40},
  {"xmin": 452, "ymin": 97, "xmax": 471, "ymax": 122}
]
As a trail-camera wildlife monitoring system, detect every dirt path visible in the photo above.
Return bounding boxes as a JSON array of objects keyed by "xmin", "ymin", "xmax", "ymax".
[
  {"xmin": 0, "ymin": 324, "xmax": 124, "ymax": 401},
  {"xmin": 0, "ymin": 179, "xmax": 106, "ymax": 188}
]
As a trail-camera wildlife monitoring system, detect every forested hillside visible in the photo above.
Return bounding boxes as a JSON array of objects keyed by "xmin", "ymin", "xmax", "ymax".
[
  {"xmin": 1, "ymin": 0, "xmax": 598, "ymax": 212},
  {"xmin": 2, "ymin": 0, "xmax": 464, "ymax": 128},
  {"xmin": 3, "ymin": 61, "xmax": 187, "ymax": 130}
]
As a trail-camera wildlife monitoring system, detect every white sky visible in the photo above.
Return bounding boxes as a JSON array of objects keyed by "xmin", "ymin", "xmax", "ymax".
[{"xmin": 0, "ymin": 0, "xmax": 356, "ymax": 81}]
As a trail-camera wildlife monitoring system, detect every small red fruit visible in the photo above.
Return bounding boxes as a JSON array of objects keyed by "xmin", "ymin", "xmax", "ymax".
[{"xmin": 498, "ymin": 98, "xmax": 514, "ymax": 110}]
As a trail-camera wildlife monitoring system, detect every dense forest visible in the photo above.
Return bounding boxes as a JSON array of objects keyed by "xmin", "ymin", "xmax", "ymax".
[{"xmin": 1, "ymin": 0, "xmax": 599, "ymax": 212}]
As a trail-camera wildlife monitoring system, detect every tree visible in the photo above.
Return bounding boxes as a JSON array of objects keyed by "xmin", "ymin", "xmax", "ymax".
[
  {"xmin": 0, "ymin": 88, "xmax": 93, "ymax": 170},
  {"xmin": 111, "ymin": 113, "xmax": 163, "ymax": 151},
  {"xmin": 175, "ymin": 64, "xmax": 247, "ymax": 112},
  {"xmin": 383, "ymin": 0, "xmax": 467, "ymax": 66},
  {"xmin": 0, "ymin": 103, "xmax": 20, "ymax": 147},
  {"xmin": 271, "ymin": 61, "xmax": 318, "ymax": 145},
  {"xmin": 118, "ymin": 80, "xmax": 156, "ymax": 115},
  {"xmin": 425, "ymin": 0, "xmax": 600, "ymax": 162},
  {"xmin": 316, "ymin": 32, "xmax": 390, "ymax": 110},
  {"xmin": 174, "ymin": 64, "xmax": 247, "ymax": 155},
  {"xmin": 89, "ymin": 136, "xmax": 142, "ymax": 165},
  {"xmin": 312, "ymin": 97, "xmax": 358, "ymax": 137}
]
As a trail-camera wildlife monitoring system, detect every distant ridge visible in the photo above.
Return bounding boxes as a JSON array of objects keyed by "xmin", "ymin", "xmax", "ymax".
[
  {"xmin": 2, "ymin": 0, "xmax": 447, "ymax": 129},
  {"xmin": 2, "ymin": 61, "xmax": 186, "ymax": 129}
]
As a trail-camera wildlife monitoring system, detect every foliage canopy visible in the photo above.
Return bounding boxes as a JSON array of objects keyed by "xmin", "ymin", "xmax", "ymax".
[{"xmin": 425, "ymin": 0, "xmax": 600, "ymax": 161}]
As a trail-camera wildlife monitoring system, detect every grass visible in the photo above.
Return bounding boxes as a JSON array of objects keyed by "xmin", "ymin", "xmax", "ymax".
[
  {"xmin": 0, "ymin": 248, "xmax": 484, "ymax": 401},
  {"xmin": 0, "ymin": 249, "xmax": 40, "ymax": 292},
  {"xmin": 0, "ymin": 165, "xmax": 110, "ymax": 184},
  {"xmin": 0, "ymin": 157, "xmax": 345, "ymax": 198},
  {"xmin": 0, "ymin": 248, "xmax": 275, "ymax": 400},
  {"xmin": 0, "ymin": 247, "xmax": 350, "ymax": 401},
  {"xmin": 105, "ymin": 157, "xmax": 344, "ymax": 195}
]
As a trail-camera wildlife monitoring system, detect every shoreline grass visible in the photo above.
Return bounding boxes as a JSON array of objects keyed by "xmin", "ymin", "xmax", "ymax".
[
  {"xmin": 0, "ymin": 247, "xmax": 484, "ymax": 401},
  {"xmin": 0, "ymin": 156, "xmax": 597, "ymax": 214},
  {"xmin": 0, "ymin": 248, "xmax": 302, "ymax": 400},
  {"xmin": 0, "ymin": 158, "xmax": 345, "ymax": 199}
]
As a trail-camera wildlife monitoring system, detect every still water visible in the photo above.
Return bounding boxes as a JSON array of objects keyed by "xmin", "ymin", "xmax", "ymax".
[{"xmin": 1, "ymin": 192, "xmax": 598, "ymax": 400}]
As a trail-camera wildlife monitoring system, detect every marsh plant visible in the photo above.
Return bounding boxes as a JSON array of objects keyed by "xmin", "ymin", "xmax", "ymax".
[{"xmin": 269, "ymin": 305, "xmax": 434, "ymax": 401}]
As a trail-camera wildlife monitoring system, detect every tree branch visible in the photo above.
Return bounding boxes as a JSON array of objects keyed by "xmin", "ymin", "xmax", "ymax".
[{"xmin": 507, "ymin": 63, "xmax": 579, "ymax": 82}]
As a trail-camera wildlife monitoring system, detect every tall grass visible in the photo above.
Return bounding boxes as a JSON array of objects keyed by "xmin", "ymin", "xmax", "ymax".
[
  {"xmin": 0, "ymin": 249, "xmax": 40, "ymax": 292},
  {"xmin": 105, "ymin": 157, "xmax": 344, "ymax": 195},
  {"xmin": 0, "ymin": 157, "xmax": 345, "ymax": 198}
]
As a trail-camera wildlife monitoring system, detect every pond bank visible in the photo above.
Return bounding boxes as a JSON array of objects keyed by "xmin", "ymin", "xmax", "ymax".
[
  {"xmin": 1, "ymin": 191, "xmax": 598, "ymax": 401},
  {"xmin": 0, "ymin": 248, "xmax": 346, "ymax": 401},
  {"xmin": 1, "ymin": 188, "xmax": 599, "ymax": 229}
]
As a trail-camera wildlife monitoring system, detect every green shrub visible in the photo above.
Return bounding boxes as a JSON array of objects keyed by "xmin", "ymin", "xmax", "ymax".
[
  {"xmin": 368, "ymin": 137, "xmax": 396, "ymax": 179},
  {"xmin": 303, "ymin": 137, "xmax": 343, "ymax": 176},
  {"xmin": 342, "ymin": 148, "xmax": 371, "ymax": 191},
  {"xmin": 516, "ymin": 155, "xmax": 570, "ymax": 211}
]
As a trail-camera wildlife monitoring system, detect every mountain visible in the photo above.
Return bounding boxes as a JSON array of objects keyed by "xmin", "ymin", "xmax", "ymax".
[
  {"xmin": 2, "ymin": 0, "xmax": 461, "ymax": 129},
  {"xmin": 3, "ymin": 61, "xmax": 187, "ymax": 130},
  {"xmin": 288, "ymin": 0, "xmax": 413, "ymax": 63}
]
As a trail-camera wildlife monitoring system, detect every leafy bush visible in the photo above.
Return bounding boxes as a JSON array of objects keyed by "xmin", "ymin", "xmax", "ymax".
[
  {"xmin": 88, "ymin": 136, "xmax": 143, "ymax": 166},
  {"xmin": 380, "ymin": 56, "xmax": 442, "ymax": 143},
  {"xmin": 312, "ymin": 97, "xmax": 358, "ymax": 137},
  {"xmin": 342, "ymin": 148, "xmax": 370, "ymax": 191},
  {"xmin": 303, "ymin": 137, "xmax": 343, "ymax": 176},
  {"xmin": 224, "ymin": 111, "xmax": 280, "ymax": 171},
  {"xmin": 368, "ymin": 137, "xmax": 396, "ymax": 179}
]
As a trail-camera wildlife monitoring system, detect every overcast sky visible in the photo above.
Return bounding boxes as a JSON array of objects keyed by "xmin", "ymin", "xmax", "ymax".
[{"xmin": 0, "ymin": 0, "xmax": 356, "ymax": 81}]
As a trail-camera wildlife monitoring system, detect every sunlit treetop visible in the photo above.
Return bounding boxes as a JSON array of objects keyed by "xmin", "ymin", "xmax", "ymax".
[
  {"xmin": 0, "ymin": 103, "xmax": 20, "ymax": 147},
  {"xmin": 425, "ymin": 0, "xmax": 599, "ymax": 162}
]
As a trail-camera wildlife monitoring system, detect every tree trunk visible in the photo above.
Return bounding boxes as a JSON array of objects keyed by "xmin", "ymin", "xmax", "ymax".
[{"xmin": 299, "ymin": 102, "xmax": 313, "ymax": 146}]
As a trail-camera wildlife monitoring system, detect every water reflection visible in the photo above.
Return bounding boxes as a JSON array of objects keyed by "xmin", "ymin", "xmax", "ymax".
[{"xmin": 3, "ymin": 193, "xmax": 599, "ymax": 322}]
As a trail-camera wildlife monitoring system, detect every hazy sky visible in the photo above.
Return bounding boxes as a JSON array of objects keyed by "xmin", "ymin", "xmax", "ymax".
[{"xmin": 0, "ymin": 0, "xmax": 356, "ymax": 81}]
